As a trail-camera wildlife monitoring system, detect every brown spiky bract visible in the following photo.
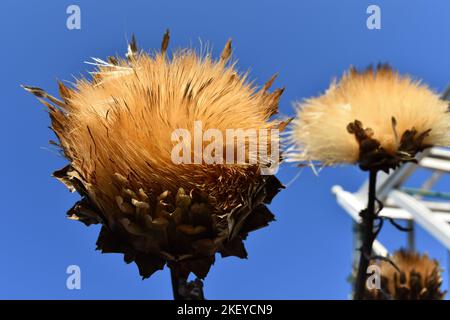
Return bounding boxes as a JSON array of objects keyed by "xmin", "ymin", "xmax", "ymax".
[
  {"xmin": 288, "ymin": 65, "xmax": 450, "ymax": 171},
  {"xmin": 365, "ymin": 250, "xmax": 446, "ymax": 300},
  {"xmin": 23, "ymin": 32, "xmax": 285, "ymax": 279}
]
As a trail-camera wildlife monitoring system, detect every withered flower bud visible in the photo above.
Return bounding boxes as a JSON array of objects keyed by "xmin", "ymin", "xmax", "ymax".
[{"xmin": 365, "ymin": 250, "xmax": 446, "ymax": 300}]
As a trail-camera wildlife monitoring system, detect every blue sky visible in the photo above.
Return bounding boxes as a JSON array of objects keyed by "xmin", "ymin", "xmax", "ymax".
[{"xmin": 1, "ymin": 0, "xmax": 449, "ymax": 299}]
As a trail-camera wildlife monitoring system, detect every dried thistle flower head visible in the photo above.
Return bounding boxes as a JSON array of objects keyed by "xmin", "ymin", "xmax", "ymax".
[
  {"xmin": 365, "ymin": 250, "xmax": 446, "ymax": 300},
  {"xmin": 288, "ymin": 65, "xmax": 450, "ymax": 172},
  {"xmin": 23, "ymin": 31, "xmax": 286, "ymax": 279}
]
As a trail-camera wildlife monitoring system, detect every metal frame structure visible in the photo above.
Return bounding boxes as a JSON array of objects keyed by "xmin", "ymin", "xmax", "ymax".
[{"xmin": 332, "ymin": 87, "xmax": 450, "ymax": 285}]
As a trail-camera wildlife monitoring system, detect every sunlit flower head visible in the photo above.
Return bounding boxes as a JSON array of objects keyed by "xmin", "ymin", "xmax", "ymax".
[{"xmin": 23, "ymin": 31, "xmax": 286, "ymax": 279}]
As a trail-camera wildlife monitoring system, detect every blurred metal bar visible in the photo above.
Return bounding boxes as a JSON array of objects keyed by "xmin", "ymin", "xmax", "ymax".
[{"xmin": 390, "ymin": 190, "xmax": 450, "ymax": 250}]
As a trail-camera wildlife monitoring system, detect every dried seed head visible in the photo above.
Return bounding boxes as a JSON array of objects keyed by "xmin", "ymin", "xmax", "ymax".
[
  {"xmin": 23, "ymin": 32, "xmax": 286, "ymax": 279},
  {"xmin": 287, "ymin": 65, "xmax": 450, "ymax": 171},
  {"xmin": 364, "ymin": 250, "xmax": 446, "ymax": 300}
]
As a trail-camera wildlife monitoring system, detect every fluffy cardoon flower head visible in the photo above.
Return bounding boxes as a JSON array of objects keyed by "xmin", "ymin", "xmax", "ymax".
[
  {"xmin": 288, "ymin": 65, "xmax": 450, "ymax": 172},
  {"xmin": 23, "ymin": 31, "xmax": 286, "ymax": 279},
  {"xmin": 365, "ymin": 250, "xmax": 446, "ymax": 300}
]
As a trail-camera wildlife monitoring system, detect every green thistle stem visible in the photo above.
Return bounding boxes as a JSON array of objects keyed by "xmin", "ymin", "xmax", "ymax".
[
  {"xmin": 169, "ymin": 263, "xmax": 205, "ymax": 300},
  {"xmin": 170, "ymin": 265, "xmax": 183, "ymax": 300},
  {"xmin": 354, "ymin": 169, "xmax": 378, "ymax": 300}
]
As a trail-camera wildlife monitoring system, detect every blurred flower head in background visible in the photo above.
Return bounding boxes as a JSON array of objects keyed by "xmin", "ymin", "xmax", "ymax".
[
  {"xmin": 287, "ymin": 65, "xmax": 450, "ymax": 172},
  {"xmin": 365, "ymin": 250, "xmax": 446, "ymax": 300}
]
